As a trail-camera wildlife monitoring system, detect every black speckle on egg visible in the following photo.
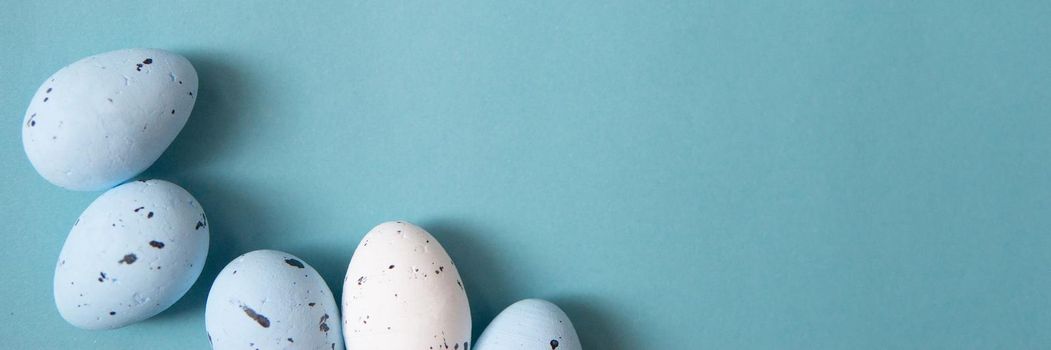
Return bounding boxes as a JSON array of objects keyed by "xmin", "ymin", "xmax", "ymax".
[
  {"xmin": 109, "ymin": 311, "xmax": 116, "ymax": 316},
  {"xmin": 136, "ymin": 63, "xmax": 143, "ymax": 71},
  {"xmin": 389, "ymin": 265, "xmax": 395, "ymax": 269},
  {"xmin": 143, "ymin": 58, "xmax": 153, "ymax": 64},
  {"xmin": 171, "ymin": 109, "xmax": 175, "ymax": 115},
  {"xmin": 46, "ymin": 87, "xmax": 52, "ymax": 93},
  {"xmin": 195, "ymin": 221, "xmax": 205, "ymax": 230},
  {"xmin": 550, "ymin": 339, "xmax": 559, "ymax": 349},
  {"xmin": 118, "ymin": 254, "xmax": 137, "ymax": 264},
  {"xmin": 146, "ymin": 212, "xmax": 154, "ymax": 219},
  {"xmin": 284, "ymin": 258, "xmax": 305, "ymax": 268},
  {"xmin": 240, "ymin": 305, "xmax": 270, "ymax": 328},
  {"xmin": 149, "ymin": 240, "xmax": 165, "ymax": 249},
  {"xmin": 319, "ymin": 314, "xmax": 330, "ymax": 332},
  {"xmin": 43, "ymin": 97, "xmax": 48, "ymax": 102},
  {"xmin": 134, "ymin": 207, "xmax": 144, "ymax": 212}
]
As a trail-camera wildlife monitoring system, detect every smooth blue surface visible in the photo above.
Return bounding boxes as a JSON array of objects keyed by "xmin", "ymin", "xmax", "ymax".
[{"xmin": 2, "ymin": 1, "xmax": 1050, "ymax": 348}]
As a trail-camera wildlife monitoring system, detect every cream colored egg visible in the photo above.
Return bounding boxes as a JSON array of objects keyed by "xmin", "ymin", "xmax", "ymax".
[{"xmin": 342, "ymin": 221, "xmax": 471, "ymax": 349}]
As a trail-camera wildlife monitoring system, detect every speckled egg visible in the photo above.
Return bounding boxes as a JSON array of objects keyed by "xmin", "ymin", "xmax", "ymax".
[
  {"xmin": 206, "ymin": 250, "xmax": 344, "ymax": 350},
  {"xmin": 474, "ymin": 299, "xmax": 582, "ymax": 350},
  {"xmin": 22, "ymin": 48, "xmax": 198, "ymax": 191},
  {"xmin": 342, "ymin": 221, "xmax": 471, "ymax": 349},
  {"xmin": 53, "ymin": 179, "xmax": 209, "ymax": 330}
]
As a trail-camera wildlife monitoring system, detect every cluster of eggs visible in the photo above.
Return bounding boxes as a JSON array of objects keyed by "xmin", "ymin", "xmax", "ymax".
[{"xmin": 24, "ymin": 48, "xmax": 582, "ymax": 350}]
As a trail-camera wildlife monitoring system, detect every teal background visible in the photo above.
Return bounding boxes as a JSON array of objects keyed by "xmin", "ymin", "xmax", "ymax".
[{"xmin": 2, "ymin": 1, "xmax": 1050, "ymax": 348}]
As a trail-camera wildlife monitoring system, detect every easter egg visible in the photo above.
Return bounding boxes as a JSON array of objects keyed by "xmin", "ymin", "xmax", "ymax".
[
  {"xmin": 53, "ymin": 179, "xmax": 209, "ymax": 329},
  {"xmin": 342, "ymin": 221, "xmax": 471, "ymax": 349},
  {"xmin": 23, "ymin": 48, "xmax": 197, "ymax": 191},
  {"xmin": 475, "ymin": 299, "xmax": 582, "ymax": 350},
  {"xmin": 206, "ymin": 250, "xmax": 344, "ymax": 350}
]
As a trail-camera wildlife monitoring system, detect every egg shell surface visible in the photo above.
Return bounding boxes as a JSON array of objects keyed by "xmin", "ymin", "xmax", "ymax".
[
  {"xmin": 342, "ymin": 221, "xmax": 471, "ymax": 350},
  {"xmin": 22, "ymin": 48, "xmax": 198, "ymax": 191},
  {"xmin": 206, "ymin": 250, "xmax": 344, "ymax": 350},
  {"xmin": 53, "ymin": 179, "xmax": 209, "ymax": 330},
  {"xmin": 474, "ymin": 299, "xmax": 582, "ymax": 350}
]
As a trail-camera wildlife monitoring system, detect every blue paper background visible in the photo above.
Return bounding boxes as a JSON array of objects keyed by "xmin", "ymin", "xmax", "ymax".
[{"xmin": 2, "ymin": 1, "xmax": 1050, "ymax": 348}]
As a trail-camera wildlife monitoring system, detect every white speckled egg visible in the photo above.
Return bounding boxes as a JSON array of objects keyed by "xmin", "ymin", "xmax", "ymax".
[
  {"xmin": 53, "ymin": 179, "xmax": 209, "ymax": 330},
  {"xmin": 206, "ymin": 250, "xmax": 344, "ymax": 350},
  {"xmin": 22, "ymin": 48, "xmax": 198, "ymax": 191},
  {"xmin": 342, "ymin": 221, "xmax": 471, "ymax": 349},
  {"xmin": 475, "ymin": 299, "xmax": 582, "ymax": 350}
]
